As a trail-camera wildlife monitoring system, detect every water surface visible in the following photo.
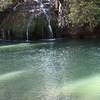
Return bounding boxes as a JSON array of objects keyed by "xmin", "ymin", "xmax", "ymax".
[{"xmin": 0, "ymin": 40, "xmax": 100, "ymax": 100}]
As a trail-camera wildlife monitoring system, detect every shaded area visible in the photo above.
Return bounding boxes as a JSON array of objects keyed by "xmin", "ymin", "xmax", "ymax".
[{"xmin": 0, "ymin": 0, "xmax": 100, "ymax": 40}]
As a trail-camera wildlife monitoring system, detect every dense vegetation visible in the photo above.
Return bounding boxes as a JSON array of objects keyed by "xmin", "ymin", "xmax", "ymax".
[{"xmin": 0, "ymin": 0, "xmax": 100, "ymax": 39}]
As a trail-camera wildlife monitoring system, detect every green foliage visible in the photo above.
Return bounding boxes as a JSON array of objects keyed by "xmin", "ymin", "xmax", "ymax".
[
  {"xmin": 1, "ymin": 12, "xmax": 25, "ymax": 32},
  {"xmin": 0, "ymin": 0, "xmax": 12, "ymax": 11},
  {"xmin": 68, "ymin": 0, "xmax": 99, "ymax": 31},
  {"xmin": 0, "ymin": 0, "xmax": 100, "ymax": 35}
]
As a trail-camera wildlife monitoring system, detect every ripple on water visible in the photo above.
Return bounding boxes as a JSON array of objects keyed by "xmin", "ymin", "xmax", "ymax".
[{"xmin": 0, "ymin": 40, "xmax": 100, "ymax": 100}]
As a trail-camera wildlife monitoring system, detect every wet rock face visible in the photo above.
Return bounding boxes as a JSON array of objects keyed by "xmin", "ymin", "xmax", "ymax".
[
  {"xmin": 0, "ymin": 10, "xmax": 99, "ymax": 40},
  {"xmin": 0, "ymin": 10, "xmax": 58, "ymax": 40},
  {"xmin": 0, "ymin": 12, "xmax": 27, "ymax": 40},
  {"xmin": 69, "ymin": 25, "xmax": 100, "ymax": 39},
  {"xmin": 1, "ymin": 0, "xmax": 54, "ymax": 39},
  {"xmin": 70, "ymin": 26, "xmax": 85, "ymax": 38},
  {"xmin": 0, "ymin": 0, "xmax": 99, "ymax": 40}
]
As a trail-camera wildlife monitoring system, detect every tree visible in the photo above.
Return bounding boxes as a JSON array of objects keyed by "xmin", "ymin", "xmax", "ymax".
[{"xmin": 68, "ymin": 0, "xmax": 98, "ymax": 31}]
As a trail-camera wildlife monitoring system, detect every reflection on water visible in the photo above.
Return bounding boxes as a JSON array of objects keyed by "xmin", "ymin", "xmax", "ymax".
[{"xmin": 0, "ymin": 40, "xmax": 100, "ymax": 100}]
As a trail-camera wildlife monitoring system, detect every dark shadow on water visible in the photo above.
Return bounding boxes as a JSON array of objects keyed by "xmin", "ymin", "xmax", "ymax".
[{"xmin": 1, "ymin": 38, "xmax": 100, "ymax": 47}]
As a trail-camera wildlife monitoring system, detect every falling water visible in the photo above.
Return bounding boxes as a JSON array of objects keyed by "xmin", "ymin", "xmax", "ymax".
[
  {"xmin": 26, "ymin": 28, "xmax": 29, "ymax": 42},
  {"xmin": 8, "ymin": 30, "xmax": 10, "ymax": 40},
  {"xmin": 26, "ymin": 0, "xmax": 54, "ymax": 39},
  {"xmin": 39, "ymin": 0, "xmax": 54, "ymax": 38},
  {"xmin": 26, "ymin": 13, "xmax": 35, "ymax": 42},
  {"xmin": 13, "ymin": 0, "xmax": 54, "ymax": 40}
]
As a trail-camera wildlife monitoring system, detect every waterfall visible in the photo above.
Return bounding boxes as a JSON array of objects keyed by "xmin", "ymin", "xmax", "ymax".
[
  {"xmin": 39, "ymin": 0, "xmax": 53, "ymax": 38},
  {"xmin": 13, "ymin": 0, "xmax": 55, "ymax": 40},
  {"xmin": 26, "ymin": 28, "xmax": 29, "ymax": 42},
  {"xmin": 8, "ymin": 30, "xmax": 10, "ymax": 40},
  {"xmin": 26, "ymin": 13, "xmax": 34, "ymax": 42}
]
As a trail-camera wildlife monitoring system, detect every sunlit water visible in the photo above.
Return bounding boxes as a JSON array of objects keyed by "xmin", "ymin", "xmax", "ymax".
[{"xmin": 0, "ymin": 40, "xmax": 100, "ymax": 100}]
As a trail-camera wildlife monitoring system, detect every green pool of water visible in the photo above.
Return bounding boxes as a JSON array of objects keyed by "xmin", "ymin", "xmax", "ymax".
[{"xmin": 0, "ymin": 40, "xmax": 100, "ymax": 100}]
